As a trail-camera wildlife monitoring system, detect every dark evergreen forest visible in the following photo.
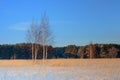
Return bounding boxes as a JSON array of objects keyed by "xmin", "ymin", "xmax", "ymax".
[{"xmin": 0, "ymin": 43, "xmax": 120, "ymax": 59}]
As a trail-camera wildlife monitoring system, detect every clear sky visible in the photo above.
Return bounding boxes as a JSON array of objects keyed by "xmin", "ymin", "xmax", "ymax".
[{"xmin": 0, "ymin": 0, "xmax": 120, "ymax": 47}]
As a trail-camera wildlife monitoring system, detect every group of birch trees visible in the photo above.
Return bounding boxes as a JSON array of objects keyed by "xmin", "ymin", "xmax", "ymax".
[{"xmin": 26, "ymin": 14, "xmax": 53, "ymax": 60}]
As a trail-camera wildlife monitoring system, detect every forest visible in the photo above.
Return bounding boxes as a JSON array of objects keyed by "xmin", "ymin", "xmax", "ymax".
[{"xmin": 0, "ymin": 43, "xmax": 120, "ymax": 59}]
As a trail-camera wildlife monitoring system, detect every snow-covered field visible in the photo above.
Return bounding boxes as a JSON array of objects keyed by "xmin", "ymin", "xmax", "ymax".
[{"xmin": 0, "ymin": 59, "xmax": 120, "ymax": 80}]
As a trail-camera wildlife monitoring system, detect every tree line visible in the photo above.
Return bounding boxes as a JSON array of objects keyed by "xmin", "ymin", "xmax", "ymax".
[
  {"xmin": 0, "ymin": 43, "xmax": 53, "ymax": 59},
  {"xmin": 0, "ymin": 43, "xmax": 120, "ymax": 59},
  {"xmin": 64, "ymin": 44, "xmax": 120, "ymax": 58}
]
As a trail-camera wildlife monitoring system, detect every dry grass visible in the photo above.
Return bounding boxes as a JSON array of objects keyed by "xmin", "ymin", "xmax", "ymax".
[
  {"xmin": 0, "ymin": 59, "xmax": 120, "ymax": 80},
  {"xmin": 0, "ymin": 59, "xmax": 120, "ymax": 67}
]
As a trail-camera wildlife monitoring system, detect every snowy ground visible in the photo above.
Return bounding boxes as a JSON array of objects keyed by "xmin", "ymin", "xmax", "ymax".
[{"xmin": 0, "ymin": 59, "xmax": 120, "ymax": 80}]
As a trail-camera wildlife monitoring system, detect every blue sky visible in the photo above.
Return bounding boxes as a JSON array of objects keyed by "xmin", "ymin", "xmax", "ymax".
[{"xmin": 0, "ymin": 0, "xmax": 120, "ymax": 47}]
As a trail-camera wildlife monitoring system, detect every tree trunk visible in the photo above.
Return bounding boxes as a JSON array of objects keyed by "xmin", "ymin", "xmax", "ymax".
[
  {"xmin": 43, "ymin": 45, "xmax": 45, "ymax": 60},
  {"xmin": 32, "ymin": 43, "xmax": 34, "ymax": 59},
  {"xmin": 35, "ymin": 44, "xmax": 38, "ymax": 60},
  {"xmin": 45, "ymin": 46, "xmax": 48, "ymax": 59}
]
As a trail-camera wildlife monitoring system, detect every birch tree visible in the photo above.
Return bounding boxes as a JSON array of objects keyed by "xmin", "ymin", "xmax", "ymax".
[
  {"xmin": 26, "ymin": 19, "xmax": 40, "ymax": 60},
  {"xmin": 40, "ymin": 14, "xmax": 53, "ymax": 59},
  {"xmin": 26, "ymin": 14, "xmax": 53, "ymax": 60}
]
